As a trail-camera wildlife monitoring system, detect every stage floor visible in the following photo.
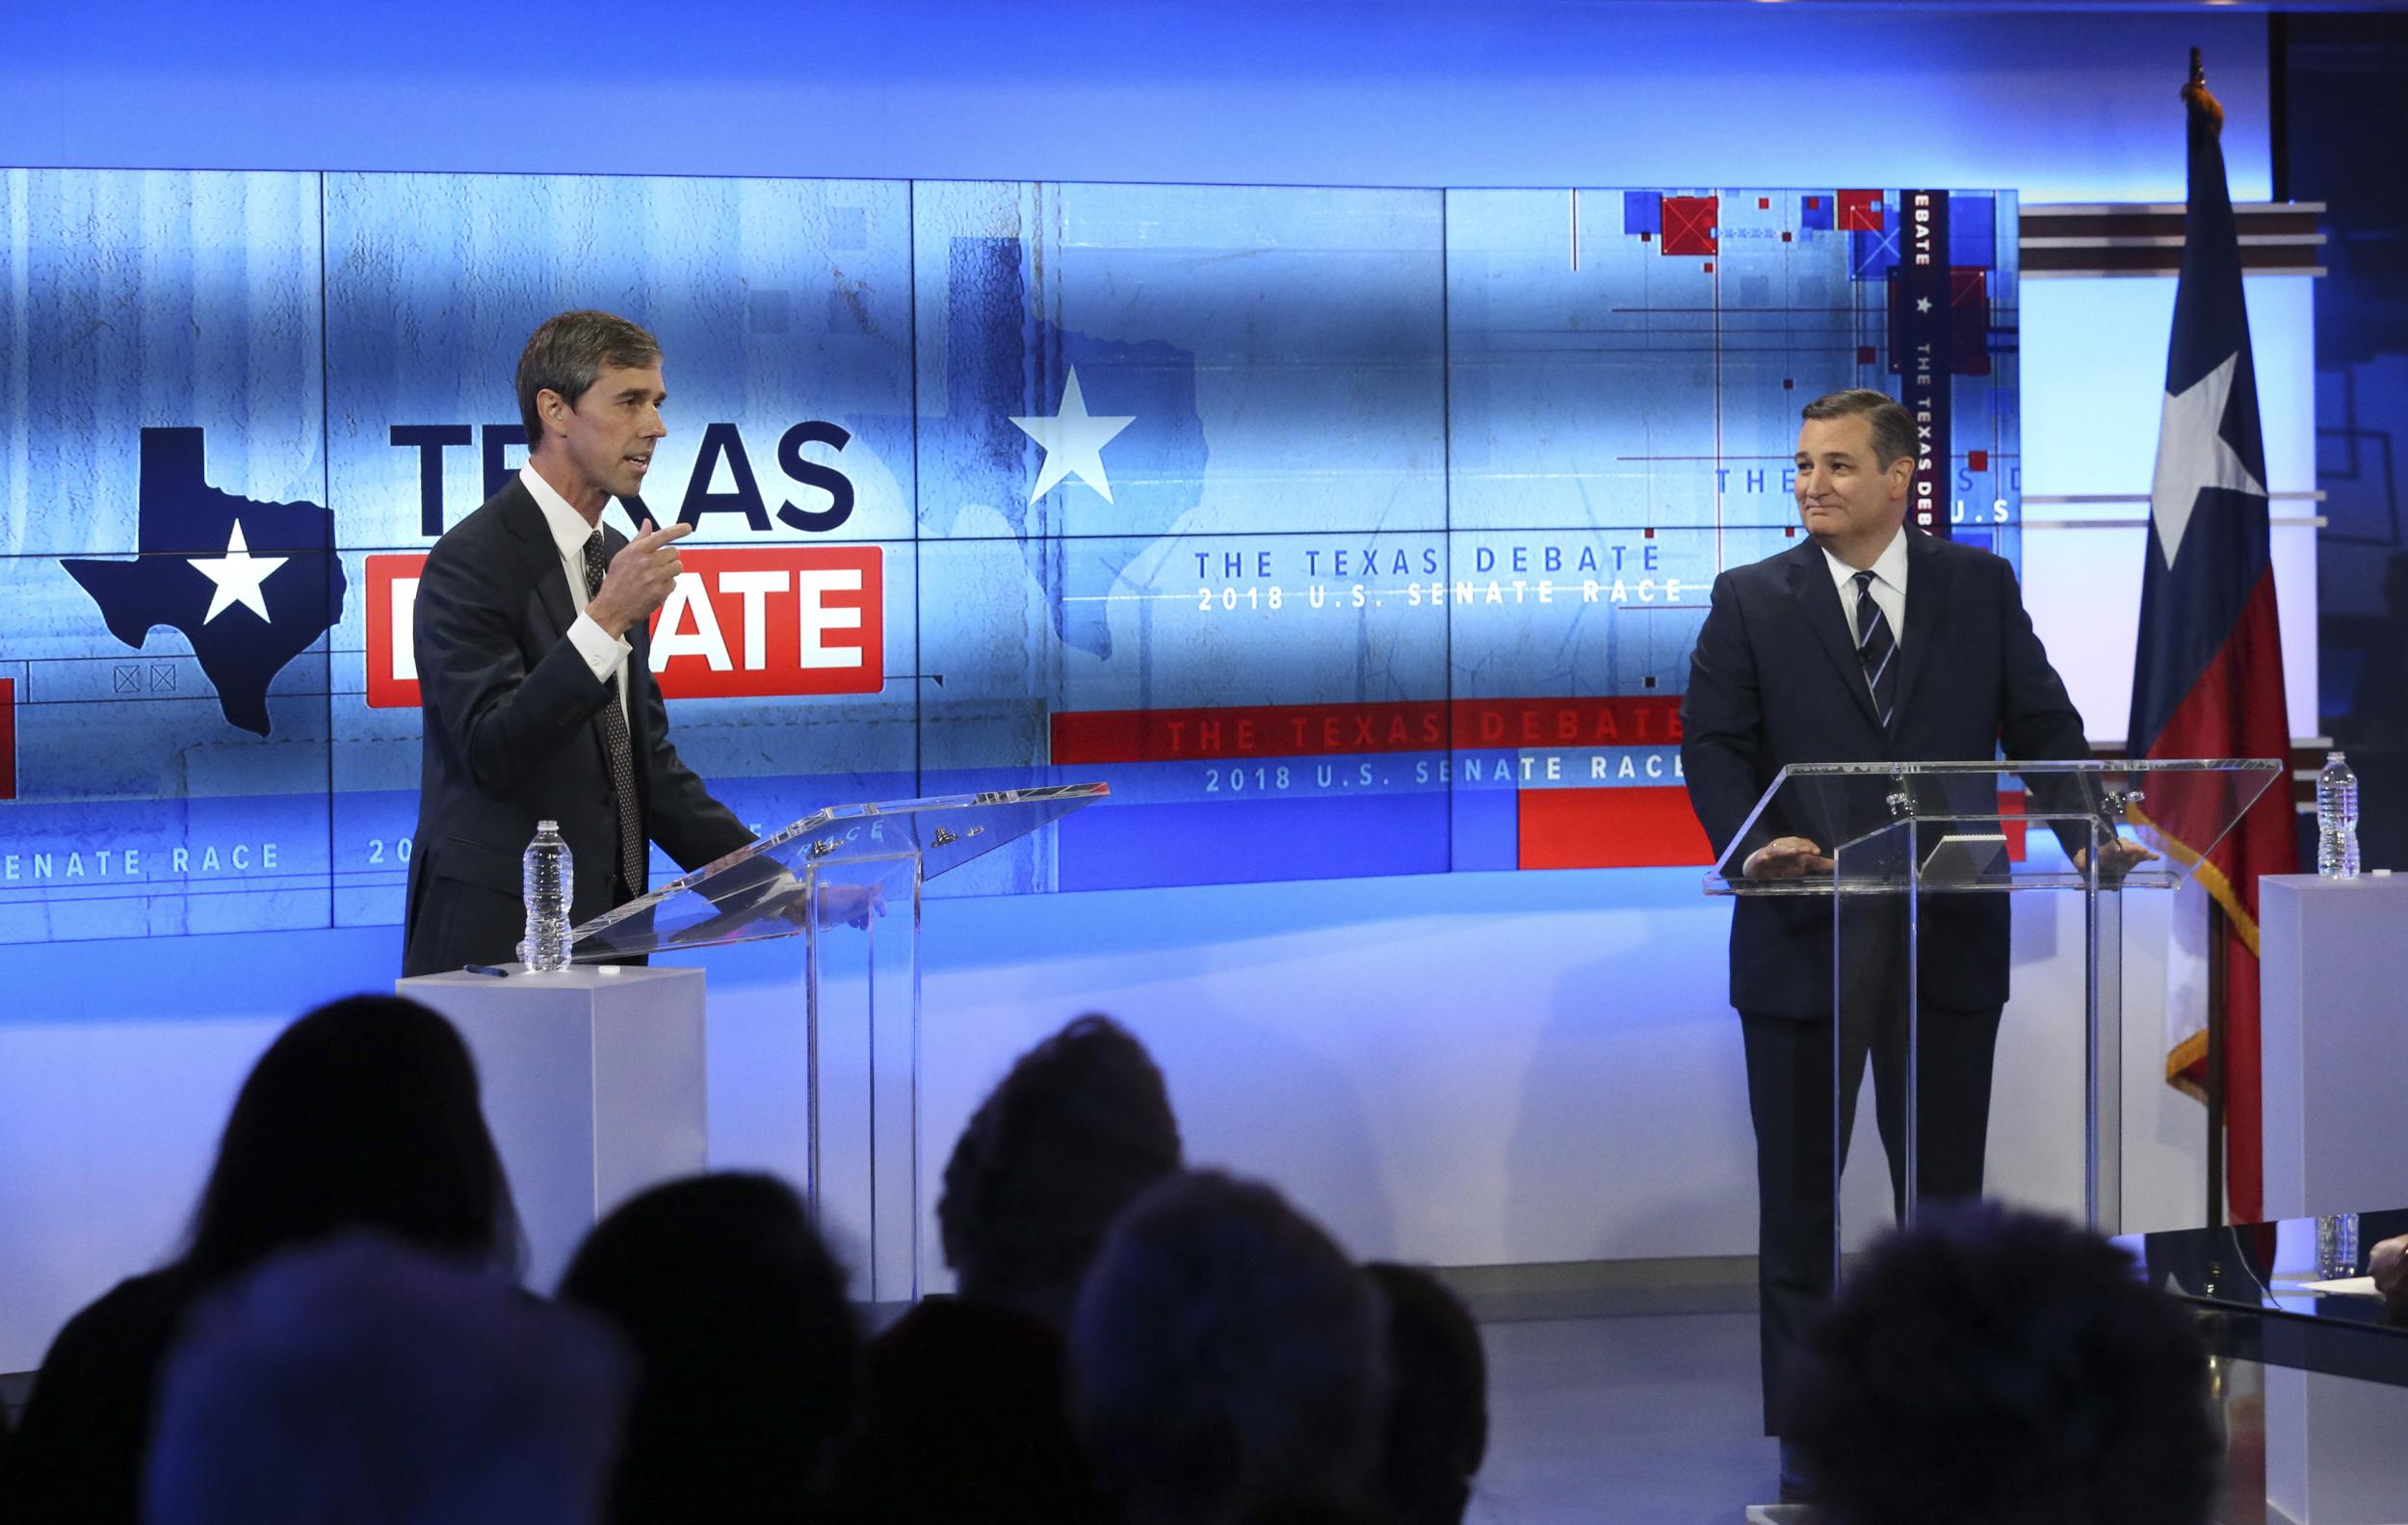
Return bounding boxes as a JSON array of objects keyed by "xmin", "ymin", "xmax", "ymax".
[{"xmin": 1474, "ymin": 1309, "xmax": 1769, "ymax": 1524}]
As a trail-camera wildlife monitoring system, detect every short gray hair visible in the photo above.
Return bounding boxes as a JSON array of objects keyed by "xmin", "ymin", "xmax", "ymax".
[{"xmin": 1801, "ymin": 388, "xmax": 1915, "ymax": 471}]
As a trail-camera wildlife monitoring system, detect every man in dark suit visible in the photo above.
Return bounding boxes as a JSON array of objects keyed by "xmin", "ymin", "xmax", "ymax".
[
  {"xmin": 402, "ymin": 310, "xmax": 754, "ymax": 977},
  {"xmin": 1680, "ymin": 388, "xmax": 2129, "ymax": 1498}
]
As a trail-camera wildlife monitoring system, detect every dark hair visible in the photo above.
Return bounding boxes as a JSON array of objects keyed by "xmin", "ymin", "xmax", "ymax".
[
  {"xmin": 939, "ymin": 1013, "xmax": 1183, "ymax": 1324},
  {"xmin": 516, "ymin": 309, "xmax": 661, "ymax": 445},
  {"xmin": 146, "ymin": 1234, "xmax": 631, "ymax": 1525},
  {"xmin": 1801, "ymin": 387, "xmax": 1916, "ymax": 470},
  {"xmin": 1787, "ymin": 1201, "xmax": 2219, "ymax": 1525},
  {"xmin": 181, "ymin": 994, "xmax": 519, "ymax": 1285},
  {"xmin": 557, "ymin": 1171, "xmax": 858, "ymax": 1525},
  {"xmin": 1363, "ymin": 1263, "xmax": 1487, "ymax": 1525},
  {"xmin": 1071, "ymin": 1170, "xmax": 1387, "ymax": 1525}
]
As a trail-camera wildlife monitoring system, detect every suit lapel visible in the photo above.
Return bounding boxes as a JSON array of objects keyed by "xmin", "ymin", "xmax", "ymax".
[
  {"xmin": 1786, "ymin": 542, "xmax": 1880, "ymax": 730},
  {"xmin": 501, "ymin": 482, "xmax": 581, "ymax": 640},
  {"xmin": 1892, "ymin": 530, "xmax": 1945, "ymax": 731}
]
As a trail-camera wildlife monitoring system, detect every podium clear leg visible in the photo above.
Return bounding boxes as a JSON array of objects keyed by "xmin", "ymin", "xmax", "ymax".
[
  {"xmin": 803, "ymin": 853, "xmax": 926, "ymax": 1305},
  {"xmin": 1831, "ymin": 826, "xmax": 1912, "ymax": 1288},
  {"xmin": 2084, "ymin": 830, "xmax": 2127, "ymax": 1234}
]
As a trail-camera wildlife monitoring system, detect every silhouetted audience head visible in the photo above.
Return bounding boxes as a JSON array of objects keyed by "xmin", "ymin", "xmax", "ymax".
[
  {"xmin": 823, "ymin": 1295, "xmax": 1119, "ymax": 1525},
  {"xmin": 184, "ymin": 992, "xmax": 519, "ymax": 1283},
  {"xmin": 146, "ymin": 1233, "xmax": 629, "ymax": 1525},
  {"xmin": 1787, "ymin": 1201, "xmax": 2218, "ymax": 1525},
  {"xmin": 940, "ymin": 1012, "xmax": 1183, "ymax": 1328},
  {"xmin": 1071, "ymin": 1170, "xmax": 1387, "ymax": 1525},
  {"xmin": 0, "ymin": 994, "xmax": 522, "ymax": 1525},
  {"xmin": 1363, "ymin": 1262, "xmax": 1487, "ymax": 1525},
  {"xmin": 558, "ymin": 1171, "xmax": 858, "ymax": 1525}
]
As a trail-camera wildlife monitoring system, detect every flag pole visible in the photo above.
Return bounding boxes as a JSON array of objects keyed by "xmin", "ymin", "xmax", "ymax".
[
  {"xmin": 2206, "ymin": 896, "xmax": 2227, "ymax": 1227},
  {"xmin": 2189, "ymin": 42, "xmax": 2228, "ymax": 1232}
]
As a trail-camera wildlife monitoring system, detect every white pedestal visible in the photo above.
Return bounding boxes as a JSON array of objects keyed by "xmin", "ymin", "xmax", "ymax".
[
  {"xmin": 397, "ymin": 965, "xmax": 707, "ymax": 1292},
  {"xmin": 2260, "ymin": 873, "xmax": 2408, "ymax": 1221},
  {"xmin": 2264, "ymin": 1365, "xmax": 2408, "ymax": 1525}
]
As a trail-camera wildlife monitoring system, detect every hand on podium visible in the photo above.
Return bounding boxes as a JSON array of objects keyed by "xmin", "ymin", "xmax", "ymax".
[
  {"xmin": 814, "ymin": 880, "xmax": 887, "ymax": 931},
  {"xmin": 2073, "ymin": 838, "xmax": 2159, "ymax": 883},
  {"xmin": 1744, "ymin": 836, "xmax": 1835, "ymax": 880},
  {"xmin": 2372, "ymin": 1233, "xmax": 2408, "ymax": 1310},
  {"xmin": 768, "ymin": 875, "xmax": 887, "ymax": 932}
]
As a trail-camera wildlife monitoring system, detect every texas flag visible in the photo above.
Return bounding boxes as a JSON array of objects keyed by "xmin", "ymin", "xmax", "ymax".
[{"xmin": 2126, "ymin": 74, "xmax": 2298, "ymax": 1224}]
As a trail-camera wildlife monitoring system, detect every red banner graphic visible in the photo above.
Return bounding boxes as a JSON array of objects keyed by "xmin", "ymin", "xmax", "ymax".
[
  {"xmin": 366, "ymin": 546, "xmax": 883, "ymax": 709},
  {"xmin": 1050, "ymin": 696, "xmax": 1685, "ymax": 766}
]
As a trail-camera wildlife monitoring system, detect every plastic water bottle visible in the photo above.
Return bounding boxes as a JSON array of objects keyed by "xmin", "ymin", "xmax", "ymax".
[
  {"xmin": 2316, "ymin": 751, "xmax": 2360, "ymax": 880},
  {"xmin": 520, "ymin": 821, "xmax": 573, "ymax": 972}
]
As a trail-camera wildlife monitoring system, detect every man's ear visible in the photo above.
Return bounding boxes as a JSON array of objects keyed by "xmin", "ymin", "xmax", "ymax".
[
  {"xmin": 537, "ymin": 387, "xmax": 568, "ymax": 440},
  {"xmin": 1887, "ymin": 455, "xmax": 1915, "ymax": 501}
]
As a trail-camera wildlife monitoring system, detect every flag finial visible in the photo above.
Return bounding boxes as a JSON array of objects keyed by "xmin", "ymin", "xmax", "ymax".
[{"xmin": 2184, "ymin": 46, "xmax": 2226, "ymax": 135}]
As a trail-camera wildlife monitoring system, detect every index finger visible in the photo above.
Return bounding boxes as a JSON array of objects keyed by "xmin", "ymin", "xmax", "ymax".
[{"xmin": 631, "ymin": 519, "xmax": 695, "ymax": 549}]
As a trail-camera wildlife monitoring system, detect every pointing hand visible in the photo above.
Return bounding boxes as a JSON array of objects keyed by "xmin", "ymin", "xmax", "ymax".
[{"xmin": 587, "ymin": 519, "xmax": 694, "ymax": 637}]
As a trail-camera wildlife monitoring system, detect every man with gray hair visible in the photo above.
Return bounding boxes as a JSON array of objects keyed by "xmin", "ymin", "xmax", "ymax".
[
  {"xmin": 1680, "ymin": 386, "xmax": 2109, "ymax": 1502},
  {"xmin": 403, "ymin": 310, "xmax": 754, "ymax": 976}
]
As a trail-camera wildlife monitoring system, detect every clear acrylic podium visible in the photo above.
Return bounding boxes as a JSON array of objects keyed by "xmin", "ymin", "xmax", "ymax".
[
  {"xmin": 563, "ymin": 782, "xmax": 1110, "ymax": 1302},
  {"xmin": 1705, "ymin": 759, "xmax": 2279, "ymax": 1259}
]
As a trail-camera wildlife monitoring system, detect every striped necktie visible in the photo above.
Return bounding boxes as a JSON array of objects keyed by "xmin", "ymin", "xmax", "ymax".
[
  {"xmin": 583, "ymin": 531, "xmax": 647, "ymax": 898},
  {"xmin": 1853, "ymin": 569, "xmax": 1898, "ymax": 730}
]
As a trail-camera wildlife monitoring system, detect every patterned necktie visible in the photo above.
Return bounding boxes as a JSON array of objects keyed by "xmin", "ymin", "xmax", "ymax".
[
  {"xmin": 582, "ymin": 531, "xmax": 646, "ymax": 898},
  {"xmin": 1853, "ymin": 569, "xmax": 1898, "ymax": 730}
]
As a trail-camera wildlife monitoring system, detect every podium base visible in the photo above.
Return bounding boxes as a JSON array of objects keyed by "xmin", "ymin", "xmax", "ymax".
[{"xmin": 397, "ymin": 964, "xmax": 706, "ymax": 1290}]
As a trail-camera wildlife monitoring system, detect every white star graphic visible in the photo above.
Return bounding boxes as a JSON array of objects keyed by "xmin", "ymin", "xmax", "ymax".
[
  {"xmin": 2148, "ymin": 351, "xmax": 2264, "ymax": 566},
  {"xmin": 191, "ymin": 520, "xmax": 288, "ymax": 624},
  {"xmin": 1009, "ymin": 368, "xmax": 1136, "ymax": 503},
  {"xmin": 1915, "ymin": 296, "xmax": 1933, "ymax": 313}
]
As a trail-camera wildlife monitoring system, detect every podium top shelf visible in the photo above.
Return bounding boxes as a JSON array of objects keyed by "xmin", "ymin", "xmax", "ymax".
[
  {"xmin": 1702, "ymin": 759, "xmax": 2282, "ymax": 898},
  {"xmin": 568, "ymin": 783, "xmax": 1109, "ymax": 960}
]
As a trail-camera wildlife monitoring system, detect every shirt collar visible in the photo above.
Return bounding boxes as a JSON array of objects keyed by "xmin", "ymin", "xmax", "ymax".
[
  {"xmin": 1821, "ymin": 525, "xmax": 1910, "ymax": 594},
  {"xmin": 519, "ymin": 463, "xmax": 610, "ymax": 564}
]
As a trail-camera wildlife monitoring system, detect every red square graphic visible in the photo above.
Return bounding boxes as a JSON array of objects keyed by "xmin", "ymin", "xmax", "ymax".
[
  {"xmin": 0, "ymin": 677, "xmax": 13, "ymax": 800},
  {"xmin": 1639, "ymin": 230, "xmax": 1652, "ymax": 243},
  {"xmin": 1952, "ymin": 267, "xmax": 1994, "ymax": 377},
  {"xmin": 1805, "ymin": 196, "xmax": 1822, "ymax": 210},
  {"xmin": 1661, "ymin": 195, "xmax": 1718, "ymax": 255},
  {"xmin": 1758, "ymin": 197, "xmax": 1770, "ymax": 209},
  {"xmin": 1517, "ymin": 787, "xmax": 1713, "ymax": 870},
  {"xmin": 1702, "ymin": 261, "xmax": 1714, "ymax": 273},
  {"xmin": 1838, "ymin": 189, "xmax": 1885, "ymax": 231},
  {"xmin": 1969, "ymin": 450, "xmax": 1989, "ymax": 472},
  {"xmin": 1857, "ymin": 345, "xmax": 1877, "ymax": 364},
  {"xmin": 1780, "ymin": 230, "xmax": 1793, "ymax": 243}
]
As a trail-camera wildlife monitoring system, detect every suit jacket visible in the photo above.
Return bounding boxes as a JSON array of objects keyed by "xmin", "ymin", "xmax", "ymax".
[
  {"xmin": 402, "ymin": 480, "xmax": 753, "ymax": 977},
  {"xmin": 1679, "ymin": 530, "xmax": 2091, "ymax": 1017}
]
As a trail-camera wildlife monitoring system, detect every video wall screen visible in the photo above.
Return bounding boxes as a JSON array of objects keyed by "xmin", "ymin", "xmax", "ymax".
[{"xmin": 0, "ymin": 170, "xmax": 2020, "ymax": 942}]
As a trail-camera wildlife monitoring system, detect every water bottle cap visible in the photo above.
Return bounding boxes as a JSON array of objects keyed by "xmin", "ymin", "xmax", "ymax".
[
  {"xmin": 2326, "ymin": 751, "xmax": 2346, "ymax": 765},
  {"xmin": 536, "ymin": 819, "xmax": 559, "ymax": 833}
]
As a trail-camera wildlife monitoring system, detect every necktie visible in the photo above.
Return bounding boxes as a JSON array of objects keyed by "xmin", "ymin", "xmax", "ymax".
[
  {"xmin": 1853, "ymin": 570, "xmax": 1898, "ymax": 730},
  {"xmin": 583, "ymin": 532, "xmax": 646, "ymax": 898}
]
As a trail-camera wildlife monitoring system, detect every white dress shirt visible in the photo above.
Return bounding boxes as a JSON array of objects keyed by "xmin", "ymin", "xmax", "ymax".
[
  {"xmin": 1822, "ymin": 526, "xmax": 1910, "ymax": 649},
  {"xmin": 520, "ymin": 464, "xmax": 632, "ymax": 725}
]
